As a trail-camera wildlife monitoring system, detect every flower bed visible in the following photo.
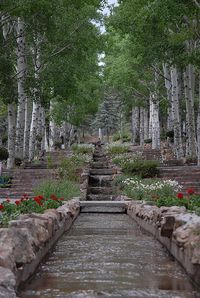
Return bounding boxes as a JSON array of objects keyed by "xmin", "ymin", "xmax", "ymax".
[{"xmin": 0, "ymin": 194, "xmax": 65, "ymax": 227}]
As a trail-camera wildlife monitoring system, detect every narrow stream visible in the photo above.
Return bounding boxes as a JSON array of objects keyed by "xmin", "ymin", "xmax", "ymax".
[{"xmin": 20, "ymin": 214, "xmax": 200, "ymax": 298}]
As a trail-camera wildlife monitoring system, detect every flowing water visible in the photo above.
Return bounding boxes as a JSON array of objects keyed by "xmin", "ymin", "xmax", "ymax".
[{"xmin": 20, "ymin": 213, "xmax": 200, "ymax": 298}]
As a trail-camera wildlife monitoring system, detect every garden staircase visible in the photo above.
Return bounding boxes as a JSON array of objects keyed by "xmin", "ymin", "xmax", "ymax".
[
  {"xmin": 158, "ymin": 166, "xmax": 200, "ymax": 194},
  {"xmin": 87, "ymin": 146, "xmax": 116, "ymax": 201}
]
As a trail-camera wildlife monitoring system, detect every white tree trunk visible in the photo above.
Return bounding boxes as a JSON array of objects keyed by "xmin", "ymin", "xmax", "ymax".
[
  {"xmin": 149, "ymin": 96, "xmax": 153, "ymax": 139},
  {"xmin": 163, "ymin": 63, "xmax": 173, "ymax": 131},
  {"xmin": 7, "ymin": 104, "xmax": 16, "ymax": 169},
  {"xmin": 23, "ymin": 97, "xmax": 32, "ymax": 159},
  {"xmin": 184, "ymin": 65, "xmax": 197, "ymax": 157},
  {"xmin": 139, "ymin": 107, "xmax": 144, "ymax": 146},
  {"xmin": 29, "ymin": 101, "xmax": 39, "ymax": 161},
  {"xmin": 170, "ymin": 66, "xmax": 184, "ymax": 159},
  {"xmin": 49, "ymin": 100, "xmax": 56, "ymax": 151},
  {"xmin": 144, "ymin": 108, "xmax": 149, "ymax": 140},
  {"xmin": 197, "ymin": 74, "xmax": 200, "ymax": 166},
  {"xmin": 15, "ymin": 18, "xmax": 27, "ymax": 159},
  {"xmin": 131, "ymin": 106, "xmax": 139, "ymax": 145},
  {"xmin": 151, "ymin": 95, "xmax": 160, "ymax": 149}
]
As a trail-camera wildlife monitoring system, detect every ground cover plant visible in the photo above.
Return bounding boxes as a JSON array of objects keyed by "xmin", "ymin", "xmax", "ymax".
[
  {"xmin": 115, "ymin": 175, "xmax": 200, "ymax": 215},
  {"xmin": 113, "ymin": 155, "xmax": 159, "ymax": 178},
  {"xmin": 0, "ymin": 175, "xmax": 12, "ymax": 188},
  {"xmin": 0, "ymin": 194, "xmax": 64, "ymax": 227},
  {"xmin": 107, "ymin": 144, "xmax": 130, "ymax": 155},
  {"xmin": 34, "ymin": 180, "xmax": 80, "ymax": 200},
  {"xmin": 71, "ymin": 144, "xmax": 94, "ymax": 154}
]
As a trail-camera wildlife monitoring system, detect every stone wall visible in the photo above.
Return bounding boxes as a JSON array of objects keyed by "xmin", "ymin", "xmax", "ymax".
[
  {"xmin": 127, "ymin": 201, "xmax": 200, "ymax": 287},
  {"xmin": 0, "ymin": 199, "xmax": 80, "ymax": 298}
]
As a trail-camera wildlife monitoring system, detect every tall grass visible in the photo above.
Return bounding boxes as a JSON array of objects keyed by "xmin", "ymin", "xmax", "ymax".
[{"xmin": 33, "ymin": 179, "xmax": 80, "ymax": 200}]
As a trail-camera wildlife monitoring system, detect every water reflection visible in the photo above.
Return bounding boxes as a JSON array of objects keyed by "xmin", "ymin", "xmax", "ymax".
[{"xmin": 20, "ymin": 214, "xmax": 200, "ymax": 298}]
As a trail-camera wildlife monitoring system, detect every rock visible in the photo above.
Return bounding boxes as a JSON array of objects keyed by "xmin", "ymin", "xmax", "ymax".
[
  {"xmin": 0, "ymin": 287, "xmax": 17, "ymax": 298},
  {"xmin": 0, "ymin": 266, "xmax": 15, "ymax": 289},
  {"xmin": 0, "ymin": 228, "xmax": 35, "ymax": 266},
  {"xmin": 9, "ymin": 218, "xmax": 50, "ymax": 248},
  {"xmin": 160, "ymin": 216, "xmax": 175, "ymax": 237},
  {"xmin": 0, "ymin": 246, "xmax": 15, "ymax": 271}
]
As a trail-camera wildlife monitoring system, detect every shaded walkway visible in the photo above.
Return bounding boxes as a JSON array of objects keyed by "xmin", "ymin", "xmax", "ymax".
[{"xmin": 20, "ymin": 213, "xmax": 200, "ymax": 297}]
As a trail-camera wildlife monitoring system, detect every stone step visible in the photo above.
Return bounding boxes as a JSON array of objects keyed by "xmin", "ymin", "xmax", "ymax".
[
  {"xmin": 87, "ymin": 187, "xmax": 113, "ymax": 195},
  {"xmin": 80, "ymin": 201, "xmax": 127, "ymax": 213},
  {"xmin": 87, "ymin": 194, "xmax": 116, "ymax": 201},
  {"xmin": 89, "ymin": 169, "xmax": 114, "ymax": 176},
  {"xmin": 88, "ymin": 175, "xmax": 113, "ymax": 187},
  {"xmin": 91, "ymin": 162, "xmax": 109, "ymax": 169}
]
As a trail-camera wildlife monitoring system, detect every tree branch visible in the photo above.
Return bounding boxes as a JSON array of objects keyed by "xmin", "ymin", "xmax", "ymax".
[{"xmin": 193, "ymin": 0, "xmax": 200, "ymax": 9}]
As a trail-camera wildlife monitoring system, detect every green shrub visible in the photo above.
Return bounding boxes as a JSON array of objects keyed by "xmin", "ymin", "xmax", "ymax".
[
  {"xmin": 121, "ymin": 159, "xmax": 159, "ymax": 178},
  {"xmin": 57, "ymin": 154, "xmax": 87, "ymax": 182},
  {"xmin": 71, "ymin": 144, "xmax": 93, "ymax": 154},
  {"xmin": 112, "ymin": 132, "xmax": 131, "ymax": 142},
  {"xmin": 15, "ymin": 157, "xmax": 22, "ymax": 166},
  {"xmin": 33, "ymin": 179, "xmax": 80, "ymax": 200},
  {"xmin": 0, "ymin": 175, "xmax": 12, "ymax": 188},
  {"xmin": 107, "ymin": 144, "xmax": 130, "ymax": 155},
  {"xmin": 144, "ymin": 138, "xmax": 152, "ymax": 144},
  {"xmin": 46, "ymin": 154, "xmax": 54, "ymax": 169},
  {"xmin": 0, "ymin": 147, "xmax": 8, "ymax": 161}
]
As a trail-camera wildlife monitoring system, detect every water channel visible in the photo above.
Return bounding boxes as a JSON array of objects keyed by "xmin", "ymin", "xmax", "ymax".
[{"xmin": 20, "ymin": 213, "xmax": 200, "ymax": 298}]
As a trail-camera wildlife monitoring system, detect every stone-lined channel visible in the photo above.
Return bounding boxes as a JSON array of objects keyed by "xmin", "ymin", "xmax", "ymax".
[{"xmin": 20, "ymin": 213, "xmax": 200, "ymax": 298}]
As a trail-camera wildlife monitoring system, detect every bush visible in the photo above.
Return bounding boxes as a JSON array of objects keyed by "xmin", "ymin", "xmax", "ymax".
[
  {"xmin": 107, "ymin": 144, "xmax": 130, "ymax": 155},
  {"xmin": 15, "ymin": 157, "xmax": 22, "ymax": 166},
  {"xmin": 0, "ymin": 194, "xmax": 65, "ymax": 227},
  {"xmin": 71, "ymin": 144, "xmax": 94, "ymax": 154},
  {"xmin": 33, "ymin": 179, "xmax": 80, "ymax": 200},
  {"xmin": 115, "ymin": 176, "xmax": 181, "ymax": 201},
  {"xmin": 144, "ymin": 138, "xmax": 152, "ymax": 144},
  {"xmin": 0, "ymin": 175, "xmax": 12, "ymax": 188},
  {"xmin": 112, "ymin": 132, "xmax": 131, "ymax": 142},
  {"xmin": 0, "ymin": 147, "xmax": 8, "ymax": 161},
  {"xmin": 121, "ymin": 159, "xmax": 159, "ymax": 178},
  {"xmin": 57, "ymin": 154, "xmax": 89, "ymax": 182}
]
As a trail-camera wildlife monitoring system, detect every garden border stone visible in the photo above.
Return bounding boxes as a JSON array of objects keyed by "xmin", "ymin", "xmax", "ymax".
[
  {"xmin": 126, "ymin": 200, "xmax": 200, "ymax": 287},
  {"xmin": 0, "ymin": 198, "xmax": 80, "ymax": 298}
]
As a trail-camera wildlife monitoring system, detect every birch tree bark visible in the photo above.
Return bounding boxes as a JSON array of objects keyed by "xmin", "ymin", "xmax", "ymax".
[
  {"xmin": 49, "ymin": 100, "xmax": 56, "ymax": 151},
  {"xmin": 144, "ymin": 108, "xmax": 149, "ymax": 140},
  {"xmin": 163, "ymin": 63, "xmax": 173, "ymax": 131},
  {"xmin": 139, "ymin": 107, "xmax": 144, "ymax": 146},
  {"xmin": 151, "ymin": 71, "xmax": 160, "ymax": 149},
  {"xmin": 183, "ymin": 64, "xmax": 197, "ymax": 157},
  {"xmin": 197, "ymin": 74, "xmax": 200, "ymax": 166},
  {"xmin": 148, "ymin": 95, "xmax": 153, "ymax": 139},
  {"xmin": 15, "ymin": 18, "xmax": 27, "ymax": 159},
  {"xmin": 7, "ymin": 104, "xmax": 16, "ymax": 169},
  {"xmin": 131, "ymin": 106, "xmax": 139, "ymax": 145},
  {"xmin": 29, "ymin": 101, "xmax": 39, "ymax": 161},
  {"xmin": 23, "ymin": 96, "xmax": 32, "ymax": 159},
  {"xmin": 170, "ymin": 66, "xmax": 184, "ymax": 159}
]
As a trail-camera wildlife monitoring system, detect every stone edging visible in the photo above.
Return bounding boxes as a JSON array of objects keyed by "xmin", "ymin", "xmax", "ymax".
[
  {"xmin": 0, "ymin": 198, "xmax": 80, "ymax": 298},
  {"xmin": 126, "ymin": 200, "xmax": 200, "ymax": 287}
]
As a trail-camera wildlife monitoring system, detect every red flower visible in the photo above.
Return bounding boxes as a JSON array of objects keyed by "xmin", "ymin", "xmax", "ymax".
[
  {"xmin": 176, "ymin": 192, "xmax": 184, "ymax": 199},
  {"xmin": 187, "ymin": 188, "xmax": 195, "ymax": 195},
  {"xmin": 38, "ymin": 195, "xmax": 44, "ymax": 200},
  {"xmin": 50, "ymin": 194, "xmax": 58, "ymax": 201},
  {"xmin": 22, "ymin": 193, "xmax": 28, "ymax": 198},
  {"xmin": 60, "ymin": 197, "xmax": 64, "ymax": 201},
  {"xmin": 6, "ymin": 199, "xmax": 10, "ymax": 203},
  {"xmin": 15, "ymin": 200, "xmax": 21, "ymax": 206},
  {"xmin": 0, "ymin": 204, "xmax": 4, "ymax": 210}
]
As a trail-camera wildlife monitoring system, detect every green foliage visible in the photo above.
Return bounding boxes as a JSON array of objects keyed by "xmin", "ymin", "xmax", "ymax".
[
  {"xmin": 107, "ymin": 144, "xmax": 130, "ymax": 155},
  {"xmin": 33, "ymin": 180, "xmax": 80, "ymax": 200},
  {"xmin": 0, "ymin": 147, "xmax": 9, "ymax": 161},
  {"xmin": 121, "ymin": 159, "xmax": 159, "ymax": 178},
  {"xmin": 71, "ymin": 144, "xmax": 94, "ymax": 154},
  {"xmin": 0, "ymin": 195, "xmax": 65, "ymax": 227},
  {"xmin": 112, "ymin": 131, "xmax": 131, "ymax": 142},
  {"xmin": 0, "ymin": 176, "xmax": 12, "ymax": 188},
  {"xmin": 144, "ymin": 138, "xmax": 152, "ymax": 144},
  {"xmin": 57, "ymin": 154, "xmax": 89, "ymax": 182}
]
